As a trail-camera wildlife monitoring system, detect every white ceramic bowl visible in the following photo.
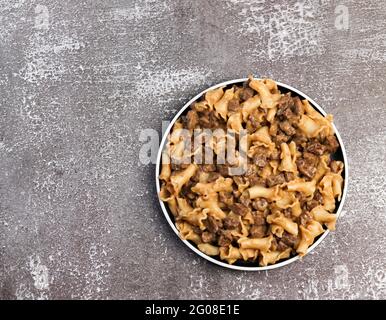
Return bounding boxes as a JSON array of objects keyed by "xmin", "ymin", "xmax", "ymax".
[{"xmin": 155, "ymin": 78, "xmax": 348, "ymax": 271}]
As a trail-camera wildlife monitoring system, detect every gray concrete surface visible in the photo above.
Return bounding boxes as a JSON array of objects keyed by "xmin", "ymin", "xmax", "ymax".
[{"xmin": 0, "ymin": 0, "xmax": 386, "ymax": 300}]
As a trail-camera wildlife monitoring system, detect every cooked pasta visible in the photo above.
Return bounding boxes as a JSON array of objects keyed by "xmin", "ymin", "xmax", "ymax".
[{"xmin": 159, "ymin": 76, "xmax": 344, "ymax": 266}]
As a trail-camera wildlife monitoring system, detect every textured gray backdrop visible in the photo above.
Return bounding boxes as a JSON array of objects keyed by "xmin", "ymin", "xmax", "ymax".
[{"xmin": 0, "ymin": 0, "xmax": 385, "ymax": 300}]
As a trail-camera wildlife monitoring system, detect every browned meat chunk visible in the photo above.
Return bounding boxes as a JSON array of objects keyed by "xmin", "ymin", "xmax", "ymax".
[
  {"xmin": 239, "ymin": 192, "xmax": 251, "ymax": 207},
  {"xmin": 306, "ymin": 199, "xmax": 319, "ymax": 211},
  {"xmin": 330, "ymin": 160, "xmax": 341, "ymax": 173},
  {"xmin": 283, "ymin": 208, "xmax": 292, "ymax": 218},
  {"xmin": 230, "ymin": 203, "xmax": 250, "ymax": 217},
  {"xmin": 253, "ymin": 154, "xmax": 268, "ymax": 167},
  {"xmin": 245, "ymin": 164, "xmax": 257, "ymax": 176},
  {"xmin": 299, "ymin": 211, "xmax": 312, "ymax": 226},
  {"xmin": 198, "ymin": 110, "xmax": 222, "ymax": 129},
  {"xmin": 303, "ymin": 152, "xmax": 319, "ymax": 167},
  {"xmin": 307, "ymin": 190, "xmax": 323, "ymax": 210},
  {"xmin": 277, "ymin": 240, "xmax": 289, "ymax": 251},
  {"xmin": 252, "ymin": 198, "xmax": 268, "ymax": 211},
  {"xmin": 279, "ymin": 120, "xmax": 296, "ymax": 136},
  {"xmin": 205, "ymin": 216, "xmax": 222, "ymax": 233},
  {"xmin": 180, "ymin": 183, "xmax": 195, "ymax": 200},
  {"xmin": 292, "ymin": 134, "xmax": 308, "ymax": 149},
  {"xmin": 266, "ymin": 173, "xmax": 285, "ymax": 187},
  {"xmin": 186, "ymin": 110, "xmax": 198, "ymax": 129},
  {"xmin": 313, "ymin": 190, "xmax": 323, "ymax": 203},
  {"xmin": 171, "ymin": 163, "xmax": 190, "ymax": 171},
  {"xmin": 248, "ymin": 110, "xmax": 261, "ymax": 131},
  {"xmin": 276, "ymin": 95, "xmax": 299, "ymax": 123},
  {"xmin": 296, "ymin": 158, "xmax": 316, "ymax": 179},
  {"xmin": 240, "ymin": 87, "xmax": 255, "ymax": 101},
  {"xmin": 251, "ymin": 147, "xmax": 268, "ymax": 167},
  {"xmin": 197, "ymin": 110, "xmax": 210, "ymax": 128},
  {"xmin": 228, "ymin": 98, "xmax": 241, "ymax": 112},
  {"xmin": 201, "ymin": 164, "xmax": 216, "ymax": 172},
  {"xmin": 218, "ymin": 230, "xmax": 233, "ymax": 246},
  {"xmin": 201, "ymin": 231, "xmax": 215, "ymax": 243},
  {"xmin": 324, "ymin": 135, "xmax": 339, "ymax": 153},
  {"xmin": 281, "ymin": 232, "xmax": 297, "ymax": 247},
  {"xmin": 274, "ymin": 130, "xmax": 290, "ymax": 144},
  {"xmin": 216, "ymin": 164, "xmax": 230, "ymax": 177},
  {"xmin": 282, "ymin": 107, "xmax": 295, "ymax": 120},
  {"xmin": 292, "ymin": 96, "xmax": 304, "ymax": 115},
  {"xmin": 207, "ymin": 172, "xmax": 221, "ymax": 182},
  {"xmin": 190, "ymin": 168, "xmax": 202, "ymax": 182},
  {"xmin": 253, "ymin": 211, "xmax": 266, "ymax": 225},
  {"xmin": 250, "ymin": 225, "xmax": 267, "ymax": 238},
  {"xmin": 171, "ymin": 163, "xmax": 180, "ymax": 171},
  {"xmin": 284, "ymin": 172, "xmax": 295, "ymax": 182},
  {"xmin": 295, "ymin": 191, "xmax": 307, "ymax": 202},
  {"xmin": 223, "ymin": 216, "xmax": 240, "ymax": 229},
  {"xmin": 218, "ymin": 192, "xmax": 233, "ymax": 207},
  {"xmin": 276, "ymin": 95, "xmax": 293, "ymax": 116},
  {"xmin": 307, "ymin": 139, "xmax": 325, "ymax": 155},
  {"xmin": 191, "ymin": 225, "xmax": 202, "ymax": 235},
  {"xmin": 248, "ymin": 175, "xmax": 266, "ymax": 186}
]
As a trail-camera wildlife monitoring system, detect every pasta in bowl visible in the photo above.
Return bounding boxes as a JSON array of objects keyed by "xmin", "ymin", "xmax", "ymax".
[{"xmin": 156, "ymin": 76, "xmax": 348, "ymax": 271}]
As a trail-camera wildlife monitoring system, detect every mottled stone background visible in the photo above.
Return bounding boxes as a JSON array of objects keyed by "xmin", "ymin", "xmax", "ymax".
[{"xmin": 0, "ymin": 0, "xmax": 385, "ymax": 300}]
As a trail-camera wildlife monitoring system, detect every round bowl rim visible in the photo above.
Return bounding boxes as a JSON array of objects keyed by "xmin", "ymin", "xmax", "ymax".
[{"xmin": 155, "ymin": 77, "xmax": 349, "ymax": 271}]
